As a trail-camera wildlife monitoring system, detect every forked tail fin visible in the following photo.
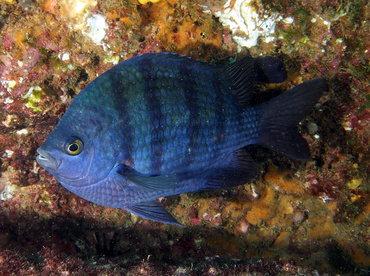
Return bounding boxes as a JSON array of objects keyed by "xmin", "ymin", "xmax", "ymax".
[{"xmin": 257, "ymin": 78, "xmax": 327, "ymax": 160}]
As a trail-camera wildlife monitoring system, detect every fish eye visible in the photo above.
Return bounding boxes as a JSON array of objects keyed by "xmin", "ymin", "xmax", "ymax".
[{"xmin": 65, "ymin": 137, "xmax": 83, "ymax": 155}]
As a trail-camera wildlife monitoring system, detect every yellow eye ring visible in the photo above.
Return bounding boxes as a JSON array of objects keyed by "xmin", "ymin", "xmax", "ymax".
[{"xmin": 65, "ymin": 138, "xmax": 83, "ymax": 155}]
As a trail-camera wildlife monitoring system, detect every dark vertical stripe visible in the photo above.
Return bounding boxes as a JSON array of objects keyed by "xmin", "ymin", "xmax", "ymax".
[
  {"xmin": 213, "ymin": 74, "xmax": 226, "ymax": 159},
  {"xmin": 109, "ymin": 66, "xmax": 134, "ymax": 165},
  {"xmin": 139, "ymin": 57, "xmax": 164, "ymax": 174},
  {"xmin": 181, "ymin": 62, "xmax": 198, "ymax": 171}
]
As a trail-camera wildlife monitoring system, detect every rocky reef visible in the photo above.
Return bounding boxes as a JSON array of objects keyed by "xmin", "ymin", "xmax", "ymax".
[{"xmin": 0, "ymin": 0, "xmax": 369, "ymax": 275}]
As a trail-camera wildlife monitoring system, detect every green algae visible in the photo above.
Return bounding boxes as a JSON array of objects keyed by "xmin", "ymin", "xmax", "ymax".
[
  {"xmin": 22, "ymin": 86, "xmax": 44, "ymax": 112},
  {"xmin": 103, "ymin": 54, "xmax": 120, "ymax": 65},
  {"xmin": 359, "ymin": 94, "xmax": 370, "ymax": 114}
]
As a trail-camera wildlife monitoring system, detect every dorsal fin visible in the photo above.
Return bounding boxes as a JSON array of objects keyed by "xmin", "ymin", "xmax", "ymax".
[
  {"xmin": 221, "ymin": 56, "xmax": 287, "ymax": 106},
  {"xmin": 221, "ymin": 56, "xmax": 257, "ymax": 106}
]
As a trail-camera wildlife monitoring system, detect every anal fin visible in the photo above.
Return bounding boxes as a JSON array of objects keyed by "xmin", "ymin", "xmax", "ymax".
[{"xmin": 202, "ymin": 148, "xmax": 258, "ymax": 190}]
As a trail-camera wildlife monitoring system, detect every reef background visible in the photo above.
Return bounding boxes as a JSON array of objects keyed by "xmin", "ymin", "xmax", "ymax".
[{"xmin": 0, "ymin": 0, "xmax": 369, "ymax": 275}]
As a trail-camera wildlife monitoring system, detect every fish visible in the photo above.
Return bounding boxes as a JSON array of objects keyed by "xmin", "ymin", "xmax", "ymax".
[{"xmin": 36, "ymin": 53, "xmax": 327, "ymax": 226}]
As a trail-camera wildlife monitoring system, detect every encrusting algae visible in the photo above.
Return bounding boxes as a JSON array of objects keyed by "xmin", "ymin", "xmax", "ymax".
[{"xmin": 138, "ymin": 0, "xmax": 162, "ymax": 4}]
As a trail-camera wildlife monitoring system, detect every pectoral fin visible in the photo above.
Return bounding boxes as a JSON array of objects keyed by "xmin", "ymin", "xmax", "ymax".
[
  {"xmin": 125, "ymin": 200, "xmax": 183, "ymax": 226},
  {"xmin": 116, "ymin": 164, "xmax": 178, "ymax": 190}
]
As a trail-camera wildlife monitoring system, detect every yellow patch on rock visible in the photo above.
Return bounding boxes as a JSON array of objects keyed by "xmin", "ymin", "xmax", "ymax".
[
  {"xmin": 246, "ymin": 186, "xmax": 276, "ymax": 225},
  {"xmin": 265, "ymin": 167, "xmax": 305, "ymax": 195}
]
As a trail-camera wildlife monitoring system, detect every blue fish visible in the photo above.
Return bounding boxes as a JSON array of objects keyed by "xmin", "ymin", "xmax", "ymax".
[{"xmin": 36, "ymin": 53, "xmax": 327, "ymax": 226}]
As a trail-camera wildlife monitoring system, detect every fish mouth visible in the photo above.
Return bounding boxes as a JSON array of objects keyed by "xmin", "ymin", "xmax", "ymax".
[
  {"xmin": 36, "ymin": 148, "xmax": 60, "ymax": 171},
  {"xmin": 36, "ymin": 147, "xmax": 95, "ymax": 185}
]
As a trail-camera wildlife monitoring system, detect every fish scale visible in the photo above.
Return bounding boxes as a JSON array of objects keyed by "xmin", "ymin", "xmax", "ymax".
[
  {"xmin": 125, "ymin": 56, "xmax": 229, "ymax": 175},
  {"xmin": 36, "ymin": 53, "xmax": 327, "ymax": 225}
]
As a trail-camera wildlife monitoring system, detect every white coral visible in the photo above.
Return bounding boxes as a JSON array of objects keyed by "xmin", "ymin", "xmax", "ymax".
[{"xmin": 209, "ymin": 0, "xmax": 279, "ymax": 50}]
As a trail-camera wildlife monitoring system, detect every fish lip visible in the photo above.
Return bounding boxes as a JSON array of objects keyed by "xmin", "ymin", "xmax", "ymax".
[{"xmin": 36, "ymin": 148, "xmax": 60, "ymax": 171}]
